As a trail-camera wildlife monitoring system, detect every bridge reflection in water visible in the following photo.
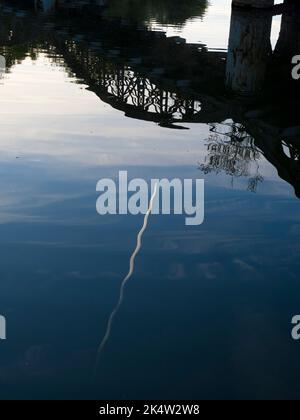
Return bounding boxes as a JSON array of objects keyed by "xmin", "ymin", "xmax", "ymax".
[{"xmin": 0, "ymin": 0, "xmax": 300, "ymax": 197}]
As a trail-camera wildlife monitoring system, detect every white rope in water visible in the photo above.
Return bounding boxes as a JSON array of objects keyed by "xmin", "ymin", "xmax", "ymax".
[{"xmin": 94, "ymin": 183, "xmax": 158, "ymax": 376}]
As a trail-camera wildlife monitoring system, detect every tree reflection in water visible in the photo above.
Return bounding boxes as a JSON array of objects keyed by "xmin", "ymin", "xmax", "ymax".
[
  {"xmin": 104, "ymin": 0, "xmax": 208, "ymax": 27},
  {"xmin": 199, "ymin": 122, "xmax": 264, "ymax": 193}
]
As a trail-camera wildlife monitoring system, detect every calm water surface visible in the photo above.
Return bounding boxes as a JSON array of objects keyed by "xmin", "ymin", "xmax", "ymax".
[{"xmin": 0, "ymin": 0, "xmax": 300, "ymax": 400}]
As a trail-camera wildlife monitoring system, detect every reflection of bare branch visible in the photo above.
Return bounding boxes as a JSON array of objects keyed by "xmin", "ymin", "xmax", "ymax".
[
  {"xmin": 199, "ymin": 122, "xmax": 264, "ymax": 192},
  {"xmin": 283, "ymin": 141, "xmax": 300, "ymax": 161},
  {"xmin": 247, "ymin": 175, "xmax": 264, "ymax": 193}
]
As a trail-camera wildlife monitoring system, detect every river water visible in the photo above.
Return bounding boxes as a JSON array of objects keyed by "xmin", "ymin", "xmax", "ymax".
[{"xmin": 0, "ymin": 0, "xmax": 299, "ymax": 400}]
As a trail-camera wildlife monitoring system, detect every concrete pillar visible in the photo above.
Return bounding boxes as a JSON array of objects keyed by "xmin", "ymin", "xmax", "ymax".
[
  {"xmin": 232, "ymin": 0, "xmax": 274, "ymax": 7},
  {"xmin": 274, "ymin": 2, "xmax": 300, "ymax": 58},
  {"xmin": 226, "ymin": 7, "xmax": 273, "ymax": 95}
]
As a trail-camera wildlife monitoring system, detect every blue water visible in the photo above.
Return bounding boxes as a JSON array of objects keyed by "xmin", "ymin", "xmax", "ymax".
[{"xmin": 0, "ymin": 0, "xmax": 300, "ymax": 400}]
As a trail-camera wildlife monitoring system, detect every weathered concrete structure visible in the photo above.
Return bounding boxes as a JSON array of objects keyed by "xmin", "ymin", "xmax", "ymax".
[
  {"xmin": 226, "ymin": 7, "xmax": 273, "ymax": 95},
  {"xmin": 226, "ymin": 0, "xmax": 299, "ymax": 95}
]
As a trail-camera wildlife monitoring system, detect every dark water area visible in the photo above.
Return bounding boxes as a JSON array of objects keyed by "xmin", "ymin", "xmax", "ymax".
[{"xmin": 0, "ymin": 0, "xmax": 300, "ymax": 400}]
